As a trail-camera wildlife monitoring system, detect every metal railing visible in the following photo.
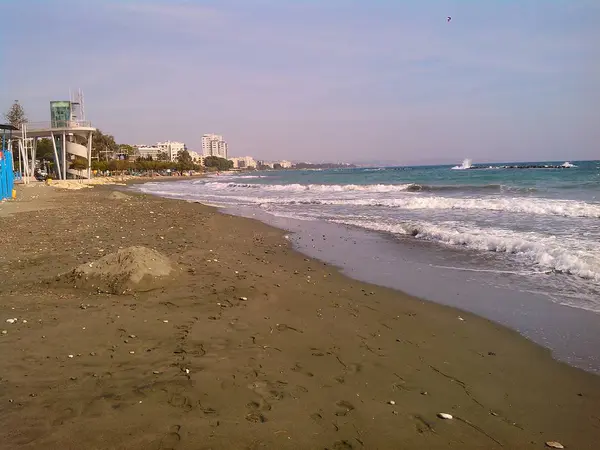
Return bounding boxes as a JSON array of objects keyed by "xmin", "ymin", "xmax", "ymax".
[{"xmin": 21, "ymin": 120, "xmax": 94, "ymax": 131}]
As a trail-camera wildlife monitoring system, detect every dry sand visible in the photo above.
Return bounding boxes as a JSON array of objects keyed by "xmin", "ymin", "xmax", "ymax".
[{"xmin": 0, "ymin": 185, "xmax": 599, "ymax": 449}]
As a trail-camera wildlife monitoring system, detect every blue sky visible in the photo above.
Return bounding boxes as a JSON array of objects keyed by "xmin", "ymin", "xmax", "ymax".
[{"xmin": 1, "ymin": 0, "xmax": 598, "ymax": 164}]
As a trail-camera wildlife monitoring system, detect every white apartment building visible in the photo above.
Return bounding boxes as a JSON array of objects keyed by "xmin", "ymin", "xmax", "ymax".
[
  {"xmin": 278, "ymin": 160, "xmax": 292, "ymax": 168},
  {"xmin": 229, "ymin": 156, "xmax": 257, "ymax": 169},
  {"xmin": 157, "ymin": 141, "xmax": 186, "ymax": 162},
  {"xmin": 188, "ymin": 151, "xmax": 204, "ymax": 165},
  {"xmin": 135, "ymin": 141, "xmax": 185, "ymax": 161},
  {"xmin": 136, "ymin": 145, "xmax": 162, "ymax": 160},
  {"xmin": 201, "ymin": 134, "xmax": 228, "ymax": 159}
]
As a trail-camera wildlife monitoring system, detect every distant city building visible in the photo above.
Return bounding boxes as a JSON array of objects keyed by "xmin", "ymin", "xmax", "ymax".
[
  {"xmin": 188, "ymin": 151, "xmax": 204, "ymax": 165},
  {"xmin": 135, "ymin": 141, "xmax": 186, "ymax": 161},
  {"xmin": 135, "ymin": 145, "xmax": 162, "ymax": 160},
  {"xmin": 202, "ymin": 134, "xmax": 228, "ymax": 159},
  {"xmin": 278, "ymin": 160, "xmax": 292, "ymax": 168},
  {"xmin": 229, "ymin": 156, "xmax": 257, "ymax": 169},
  {"xmin": 257, "ymin": 160, "xmax": 274, "ymax": 169},
  {"xmin": 157, "ymin": 141, "xmax": 185, "ymax": 161}
]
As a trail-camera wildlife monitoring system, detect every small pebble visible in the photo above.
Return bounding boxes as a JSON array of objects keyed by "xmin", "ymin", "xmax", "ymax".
[
  {"xmin": 458, "ymin": 316, "xmax": 465, "ymax": 321},
  {"xmin": 152, "ymin": 371, "xmax": 160, "ymax": 374},
  {"xmin": 68, "ymin": 354, "xmax": 74, "ymax": 358},
  {"xmin": 545, "ymin": 442, "xmax": 564, "ymax": 449},
  {"xmin": 388, "ymin": 400, "xmax": 396, "ymax": 405},
  {"xmin": 163, "ymin": 320, "xmax": 169, "ymax": 323},
  {"xmin": 239, "ymin": 297, "xmax": 248, "ymax": 301},
  {"xmin": 185, "ymin": 368, "xmax": 190, "ymax": 374},
  {"xmin": 129, "ymin": 351, "xmax": 135, "ymax": 354},
  {"xmin": 6, "ymin": 319, "xmax": 16, "ymax": 324},
  {"xmin": 129, "ymin": 335, "xmax": 136, "ymax": 338},
  {"xmin": 437, "ymin": 413, "xmax": 453, "ymax": 420},
  {"xmin": 1, "ymin": 330, "xmax": 7, "ymax": 335}
]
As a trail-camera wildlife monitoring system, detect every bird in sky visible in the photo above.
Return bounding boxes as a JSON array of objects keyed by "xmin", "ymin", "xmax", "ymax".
[{"xmin": 447, "ymin": 16, "xmax": 452, "ymax": 22}]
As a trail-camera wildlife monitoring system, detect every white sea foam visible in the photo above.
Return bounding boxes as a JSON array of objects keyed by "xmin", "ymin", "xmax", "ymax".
[
  {"xmin": 198, "ymin": 182, "xmax": 600, "ymax": 218},
  {"xmin": 255, "ymin": 196, "xmax": 600, "ymax": 218},
  {"xmin": 331, "ymin": 218, "xmax": 600, "ymax": 282},
  {"xmin": 204, "ymin": 182, "xmax": 415, "ymax": 193},
  {"xmin": 451, "ymin": 158, "xmax": 473, "ymax": 170}
]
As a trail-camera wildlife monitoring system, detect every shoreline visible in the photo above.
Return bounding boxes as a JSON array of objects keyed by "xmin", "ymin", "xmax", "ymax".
[
  {"xmin": 1, "ymin": 184, "xmax": 599, "ymax": 449},
  {"xmin": 131, "ymin": 178, "xmax": 600, "ymax": 373}
]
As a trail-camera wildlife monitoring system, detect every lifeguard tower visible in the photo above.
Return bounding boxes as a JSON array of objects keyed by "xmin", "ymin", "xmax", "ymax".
[{"xmin": 17, "ymin": 90, "xmax": 96, "ymax": 180}]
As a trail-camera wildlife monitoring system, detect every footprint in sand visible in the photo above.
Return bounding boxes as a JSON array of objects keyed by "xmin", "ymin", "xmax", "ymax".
[
  {"xmin": 412, "ymin": 415, "xmax": 436, "ymax": 434},
  {"xmin": 248, "ymin": 380, "xmax": 287, "ymax": 401},
  {"xmin": 246, "ymin": 398, "xmax": 272, "ymax": 412},
  {"xmin": 330, "ymin": 440, "xmax": 354, "ymax": 450},
  {"xmin": 158, "ymin": 425, "xmax": 182, "ymax": 450},
  {"xmin": 346, "ymin": 363, "xmax": 362, "ymax": 374},
  {"xmin": 310, "ymin": 411, "xmax": 324, "ymax": 423},
  {"xmin": 291, "ymin": 363, "xmax": 314, "ymax": 377},
  {"xmin": 334, "ymin": 400, "xmax": 355, "ymax": 417},
  {"xmin": 51, "ymin": 406, "xmax": 79, "ymax": 426},
  {"xmin": 245, "ymin": 411, "xmax": 268, "ymax": 423},
  {"xmin": 168, "ymin": 393, "xmax": 194, "ymax": 412}
]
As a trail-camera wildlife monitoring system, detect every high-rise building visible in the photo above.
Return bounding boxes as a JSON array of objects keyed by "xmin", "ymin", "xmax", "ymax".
[{"xmin": 202, "ymin": 134, "xmax": 228, "ymax": 159}]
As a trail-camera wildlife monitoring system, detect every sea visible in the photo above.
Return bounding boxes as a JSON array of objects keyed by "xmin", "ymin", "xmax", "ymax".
[{"xmin": 136, "ymin": 159, "xmax": 600, "ymax": 372}]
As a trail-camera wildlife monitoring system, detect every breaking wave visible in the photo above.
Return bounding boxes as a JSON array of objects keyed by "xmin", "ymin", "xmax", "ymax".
[
  {"xmin": 332, "ymin": 219, "xmax": 600, "ymax": 282},
  {"xmin": 204, "ymin": 182, "xmax": 537, "ymax": 194},
  {"xmin": 251, "ymin": 196, "xmax": 600, "ymax": 218}
]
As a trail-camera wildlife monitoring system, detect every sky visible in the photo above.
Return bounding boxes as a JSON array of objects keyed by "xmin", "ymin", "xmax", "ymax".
[{"xmin": 1, "ymin": 0, "xmax": 599, "ymax": 164}]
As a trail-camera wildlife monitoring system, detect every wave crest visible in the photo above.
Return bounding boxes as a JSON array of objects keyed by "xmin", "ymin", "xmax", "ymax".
[{"xmin": 333, "ymin": 219, "xmax": 600, "ymax": 282}]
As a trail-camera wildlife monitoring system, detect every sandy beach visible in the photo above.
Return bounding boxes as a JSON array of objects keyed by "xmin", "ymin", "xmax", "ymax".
[{"xmin": 1, "ymin": 184, "xmax": 599, "ymax": 450}]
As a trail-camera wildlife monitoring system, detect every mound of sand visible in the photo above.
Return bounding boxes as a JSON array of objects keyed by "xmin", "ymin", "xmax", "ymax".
[
  {"xmin": 107, "ymin": 191, "xmax": 130, "ymax": 200},
  {"xmin": 65, "ymin": 246, "xmax": 175, "ymax": 294}
]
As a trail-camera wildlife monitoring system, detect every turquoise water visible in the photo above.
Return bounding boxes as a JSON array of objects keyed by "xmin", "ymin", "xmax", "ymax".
[
  {"xmin": 246, "ymin": 160, "xmax": 600, "ymax": 201},
  {"xmin": 139, "ymin": 160, "xmax": 600, "ymax": 313}
]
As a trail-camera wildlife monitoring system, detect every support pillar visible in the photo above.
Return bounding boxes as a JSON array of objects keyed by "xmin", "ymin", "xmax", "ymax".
[
  {"xmin": 50, "ymin": 131, "xmax": 62, "ymax": 180},
  {"xmin": 62, "ymin": 131, "xmax": 67, "ymax": 180},
  {"xmin": 87, "ymin": 130, "xmax": 93, "ymax": 179},
  {"xmin": 31, "ymin": 138, "xmax": 37, "ymax": 180}
]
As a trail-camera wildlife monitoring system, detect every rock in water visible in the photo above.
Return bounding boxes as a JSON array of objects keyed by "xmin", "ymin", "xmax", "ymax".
[{"xmin": 65, "ymin": 246, "xmax": 175, "ymax": 294}]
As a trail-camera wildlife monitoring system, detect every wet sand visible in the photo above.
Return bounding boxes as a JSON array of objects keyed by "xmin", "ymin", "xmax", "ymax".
[{"xmin": 1, "ymin": 184, "xmax": 599, "ymax": 449}]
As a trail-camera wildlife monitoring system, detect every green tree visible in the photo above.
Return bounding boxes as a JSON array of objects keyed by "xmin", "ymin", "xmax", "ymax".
[
  {"xmin": 203, "ymin": 156, "xmax": 233, "ymax": 171},
  {"xmin": 92, "ymin": 129, "xmax": 118, "ymax": 160},
  {"xmin": 70, "ymin": 156, "xmax": 89, "ymax": 178},
  {"xmin": 177, "ymin": 149, "xmax": 194, "ymax": 171},
  {"xmin": 91, "ymin": 160, "xmax": 108, "ymax": 172},
  {"xmin": 35, "ymin": 138, "xmax": 55, "ymax": 161},
  {"xmin": 3, "ymin": 100, "xmax": 27, "ymax": 128},
  {"xmin": 156, "ymin": 151, "xmax": 169, "ymax": 162},
  {"xmin": 119, "ymin": 144, "xmax": 136, "ymax": 157}
]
